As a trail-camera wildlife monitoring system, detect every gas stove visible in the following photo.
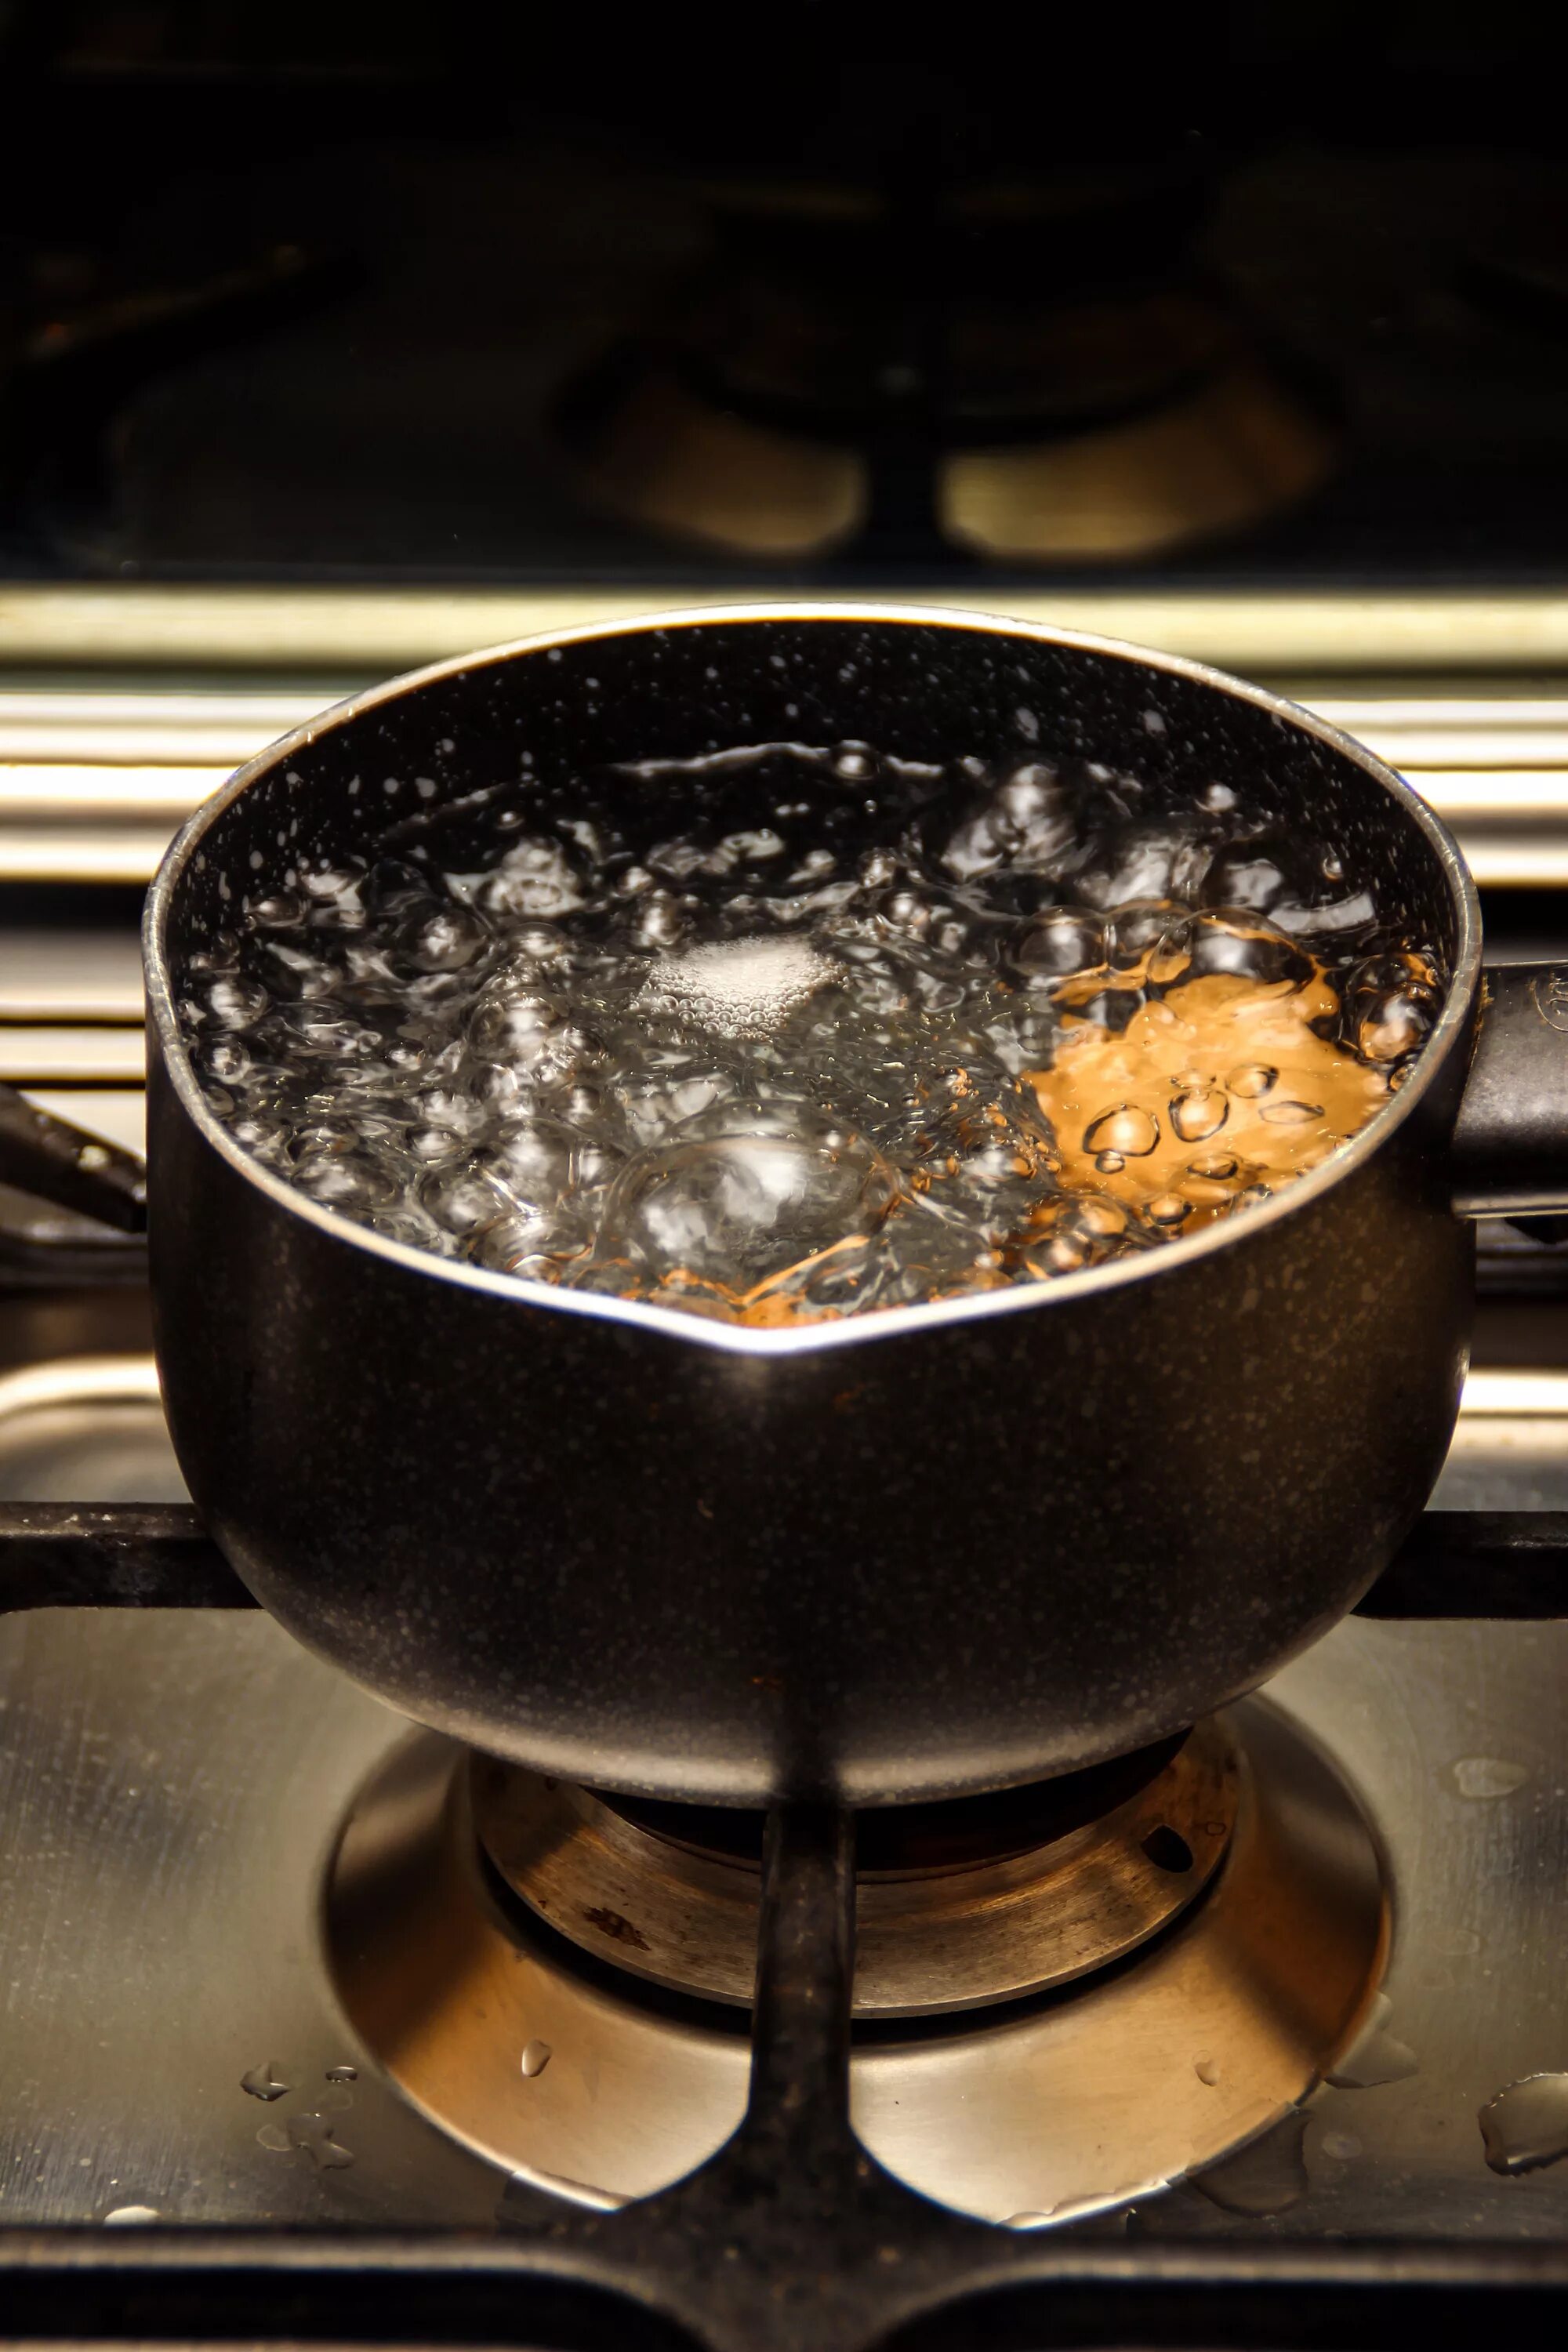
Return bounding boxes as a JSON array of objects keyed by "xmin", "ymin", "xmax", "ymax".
[{"xmin": 6, "ymin": 13, "xmax": 1568, "ymax": 2326}]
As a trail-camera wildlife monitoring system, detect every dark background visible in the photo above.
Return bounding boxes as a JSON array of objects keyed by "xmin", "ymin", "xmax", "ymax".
[{"xmin": 2, "ymin": 2, "xmax": 1568, "ymax": 587}]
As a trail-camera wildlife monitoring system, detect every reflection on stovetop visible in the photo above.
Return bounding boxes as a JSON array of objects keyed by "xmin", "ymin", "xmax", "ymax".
[
  {"xmin": 0, "ymin": 1315, "xmax": 1566, "ymax": 2241},
  {"xmin": 2, "ymin": 1607, "xmax": 1564, "ymax": 2239}
]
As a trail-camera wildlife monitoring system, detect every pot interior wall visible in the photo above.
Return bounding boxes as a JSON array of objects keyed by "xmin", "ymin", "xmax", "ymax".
[{"xmin": 156, "ymin": 616, "xmax": 1461, "ymax": 980}]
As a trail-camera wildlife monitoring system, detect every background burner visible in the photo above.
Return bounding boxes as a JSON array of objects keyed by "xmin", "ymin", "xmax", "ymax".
[{"xmin": 558, "ymin": 181, "xmax": 1338, "ymax": 565}]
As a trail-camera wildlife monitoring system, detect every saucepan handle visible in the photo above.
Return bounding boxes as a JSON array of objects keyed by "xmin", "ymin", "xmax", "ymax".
[
  {"xmin": 0, "ymin": 1082, "xmax": 147, "ymax": 1237},
  {"xmin": 1450, "ymin": 963, "xmax": 1568, "ymax": 1219}
]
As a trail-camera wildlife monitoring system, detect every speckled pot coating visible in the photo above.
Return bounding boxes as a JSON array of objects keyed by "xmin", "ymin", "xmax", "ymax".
[{"xmin": 143, "ymin": 607, "xmax": 1479, "ymax": 1806}]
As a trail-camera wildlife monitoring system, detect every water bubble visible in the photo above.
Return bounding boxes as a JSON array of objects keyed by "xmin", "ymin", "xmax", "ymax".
[
  {"xmin": 619, "ymin": 1071, "xmax": 736, "ymax": 1148},
  {"xmin": 1258, "ymin": 1100, "xmax": 1323, "ymax": 1127},
  {"xmin": 406, "ymin": 1123, "xmax": 466, "ymax": 1166},
  {"xmin": 1202, "ymin": 849, "xmax": 1290, "ymax": 912},
  {"xmin": 325, "ymin": 2064, "xmax": 358, "ymax": 2082},
  {"xmin": 103, "ymin": 2205, "xmax": 162, "ymax": 2224},
  {"xmin": 1145, "ymin": 1194, "xmax": 1192, "ymax": 1228},
  {"xmin": 1106, "ymin": 899, "xmax": 1180, "ymax": 969},
  {"xmin": 832, "ymin": 742, "xmax": 879, "ymax": 781},
  {"xmin": 198, "ymin": 1035, "xmax": 252, "ymax": 1085},
  {"xmin": 1169, "ymin": 1088, "xmax": 1228, "ymax": 1144},
  {"xmin": 1226, "ymin": 1065, "xmax": 1277, "ymax": 1100},
  {"xmin": 294, "ymin": 1152, "xmax": 397, "ymax": 1211},
  {"xmin": 1357, "ymin": 990, "xmax": 1431, "ymax": 1063},
  {"xmin": 252, "ymin": 891, "xmax": 305, "ymax": 928},
  {"xmin": 205, "ymin": 976, "xmax": 270, "ymax": 1031},
  {"xmin": 602, "ymin": 1124, "xmax": 895, "ymax": 1290},
  {"xmin": 466, "ymin": 985, "xmax": 564, "ymax": 1066},
  {"xmin": 943, "ymin": 764, "xmax": 1074, "ymax": 878},
  {"xmin": 418, "ymin": 1085, "xmax": 488, "ymax": 1138},
  {"xmin": 397, "ymin": 902, "xmax": 489, "ymax": 972},
  {"xmin": 488, "ymin": 1116, "xmax": 579, "ymax": 1194},
  {"xmin": 521, "ymin": 2039, "xmax": 554, "ymax": 2078},
  {"xmin": 878, "ymin": 887, "xmax": 933, "ymax": 938},
  {"xmin": 1079, "ymin": 830, "xmax": 1196, "ymax": 909},
  {"xmin": 630, "ymin": 890, "xmax": 687, "ymax": 948},
  {"xmin": 420, "ymin": 1161, "xmax": 510, "ymax": 1233},
  {"xmin": 299, "ymin": 864, "xmax": 363, "ymax": 913},
  {"xmin": 1175, "ymin": 910, "xmax": 1308, "ymax": 985},
  {"xmin": 1009, "ymin": 907, "xmax": 1105, "ymax": 981},
  {"xmin": 230, "ymin": 1112, "xmax": 289, "ymax": 1159},
  {"xmin": 477, "ymin": 837, "xmax": 583, "ymax": 920},
  {"xmin": 1083, "ymin": 1105, "xmax": 1159, "ymax": 1158},
  {"xmin": 1194, "ymin": 2058, "xmax": 1221, "ymax": 2087}
]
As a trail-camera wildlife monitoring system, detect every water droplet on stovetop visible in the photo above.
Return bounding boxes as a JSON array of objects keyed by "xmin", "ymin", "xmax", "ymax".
[
  {"xmin": 1191, "ymin": 2110, "xmax": 1309, "ymax": 2217},
  {"xmin": 1479, "ymin": 2074, "xmax": 1568, "ymax": 2175},
  {"xmin": 1325, "ymin": 1991, "xmax": 1419, "ymax": 2088},
  {"xmin": 1450, "ymin": 1756, "xmax": 1528, "ymax": 1800},
  {"xmin": 521, "ymin": 2038, "xmax": 554, "ymax": 2078},
  {"xmin": 241, "ymin": 2060, "xmax": 290, "ymax": 2102},
  {"xmin": 1319, "ymin": 2130, "xmax": 1363, "ymax": 2161},
  {"xmin": 256, "ymin": 2112, "xmax": 355, "ymax": 2167},
  {"xmin": 103, "ymin": 2205, "xmax": 161, "ymax": 2224},
  {"xmin": 285, "ymin": 2112, "xmax": 355, "ymax": 2169},
  {"xmin": 325, "ymin": 2064, "xmax": 358, "ymax": 2082}
]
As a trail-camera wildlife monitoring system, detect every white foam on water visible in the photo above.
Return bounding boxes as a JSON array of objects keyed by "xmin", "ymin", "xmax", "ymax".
[{"xmin": 638, "ymin": 936, "xmax": 841, "ymax": 1037}]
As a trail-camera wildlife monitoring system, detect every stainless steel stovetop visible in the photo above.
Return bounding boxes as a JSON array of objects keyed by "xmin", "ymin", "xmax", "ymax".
[{"xmin": 1, "ymin": 1327, "xmax": 1566, "ymax": 2249}]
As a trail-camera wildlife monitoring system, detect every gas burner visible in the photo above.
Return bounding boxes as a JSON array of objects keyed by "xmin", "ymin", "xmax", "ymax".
[
  {"xmin": 565, "ymin": 293, "xmax": 1335, "ymax": 565},
  {"xmin": 325, "ymin": 1699, "xmax": 1385, "ymax": 2223},
  {"xmin": 474, "ymin": 1722, "xmax": 1240, "ymax": 2016},
  {"xmin": 557, "ymin": 180, "xmax": 1337, "ymax": 564}
]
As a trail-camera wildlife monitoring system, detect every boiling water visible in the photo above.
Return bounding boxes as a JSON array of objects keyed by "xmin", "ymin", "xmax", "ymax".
[{"xmin": 178, "ymin": 740, "xmax": 1445, "ymax": 1326}]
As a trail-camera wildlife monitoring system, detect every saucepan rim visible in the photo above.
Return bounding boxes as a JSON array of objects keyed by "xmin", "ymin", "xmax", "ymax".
[{"xmin": 143, "ymin": 601, "xmax": 1483, "ymax": 1359}]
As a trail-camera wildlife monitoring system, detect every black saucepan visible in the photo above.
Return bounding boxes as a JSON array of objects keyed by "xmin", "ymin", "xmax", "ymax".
[{"xmin": 13, "ymin": 607, "xmax": 1565, "ymax": 1807}]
